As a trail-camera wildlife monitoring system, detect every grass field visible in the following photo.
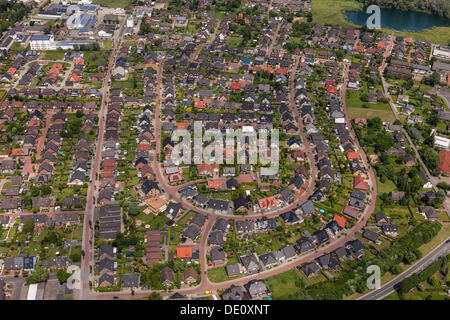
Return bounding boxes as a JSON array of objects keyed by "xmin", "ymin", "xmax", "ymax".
[
  {"xmin": 93, "ymin": 0, "xmax": 131, "ymax": 8},
  {"xmin": 346, "ymin": 90, "xmax": 391, "ymax": 111},
  {"xmin": 103, "ymin": 40, "xmax": 112, "ymax": 50},
  {"xmin": 43, "ymin": 50, "xmax": 65, "ymax": 61},
  {"xmin": 376, "ymin": 177, "xmax": 396, "ymax": 193},
  {"xmin": 264, "ymin": 268, "xmax": 306, "ymax": 300},
  {"xmin": 207, "ymin": 267, "xmax": 243, "ymax": 283},
  {"xmin": 382, "ymin": 26, "xmax": 450, "ymax": 46},
  {"xmin": 311, "ymin": 0, "xmax": 362, "ymax": 27},
  {"xmin": 311, "ymin": 0, "xmax": 450, "ymax": 44},
  {"xmin": 348, "ymin": 108, "xmax": 396, "ymax": 122},
  {"xmin": 346, "ymin": 90, "xmax": 396, "ymax": 122},
  {"xmin": 213, "ymin": 10, "xmax": 226, "ymax": 20},
  {"xmin": 226, "ymin": 36, "xmax": 243, "ymax": 48}
]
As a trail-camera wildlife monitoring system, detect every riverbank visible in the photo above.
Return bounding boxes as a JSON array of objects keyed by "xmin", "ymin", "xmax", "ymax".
[{"xmin": 311, "ymin": 0, "xmax": 450, "ymax": 44}]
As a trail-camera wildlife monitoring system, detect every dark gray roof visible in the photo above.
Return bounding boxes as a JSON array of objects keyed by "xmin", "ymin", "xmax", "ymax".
[
  {"xmin": 363, "ymin": 229, "xmax": 379, "ymax": 242},
  {"xmin": 226, "ymin": 263, "xmax": 241, "ymax": 277},
  {"xmin": 209, "ymin": 230, "xmax": 224, "ymax": 245},
  {"xmin": 122, "ymin": 273, "xmax": 139, "ymax": 288}
]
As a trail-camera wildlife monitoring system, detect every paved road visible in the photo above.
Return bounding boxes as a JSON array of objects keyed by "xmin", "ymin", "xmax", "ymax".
[
  {"xmin": 359, "ymin": 237, "xmax": 450, "ymax": 300},
  {"xmin": 96, "ymin": 53, "xmax": 379, "ymax": 300},
  {"xmin": 79, "ymin": 18, "xmax": 126, "ymax": 300},
  {"xmin": 0, "ymin": 211, "xmax": 83, "ymax": 217}
]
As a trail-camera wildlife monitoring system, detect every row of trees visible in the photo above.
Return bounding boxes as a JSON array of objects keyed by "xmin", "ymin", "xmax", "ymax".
[
  {"xmin": 302, "ymin": 221, "xmax": 442, "ymax": 299},
  {"xmin": 357, "ymin": 0, "xmax": 450, "ymax": 19},
  {"xmin": 398, "ymin": 254, "xmax": 448, "ymax": 295}
]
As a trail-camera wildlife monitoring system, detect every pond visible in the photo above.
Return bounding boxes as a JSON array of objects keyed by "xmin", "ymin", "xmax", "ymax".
[{"xmin": 345, "ymin": 7, "xmax": 450, "ymax": 32}]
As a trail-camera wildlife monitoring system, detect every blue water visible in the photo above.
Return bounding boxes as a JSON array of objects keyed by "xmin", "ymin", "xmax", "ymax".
[{"xmin": 345, "ymin": 7, "xmax": 450, "ymax": 31}]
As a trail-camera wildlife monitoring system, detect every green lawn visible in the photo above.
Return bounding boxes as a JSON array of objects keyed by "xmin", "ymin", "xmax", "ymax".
[
  {"xmin": 103, "ymin": 40, "xmax": 112, "ymax": 50},
  {"xmin": 439, "ymin": 212, "xmax": 450, "ymax": 222},
  {"xmin": 383, "ymin": 291, "xmax": 401, "ymax": 300},
  {"xmin": 264, "ymin": 268, "xmax": 306, "ymax": 300},
  {"xmin": 136, "ymin": 212, "xmax": 169, "ymax": 230},
  {"xmin": 348, "ymin": 107, "xmax": 396, "ymax": 122},
  {"xmin": 376, "ymin": 177, "xmax": 397, "ymax": 193},
  {"xmin": 382, "ymin": 26, "xmax": 450, "ymax": 45},
  {"xmin": 93, "ymin": 0, "xmax": 131, "ymax": 8},
  {"xmin": 176, "ymin": 211, "xmax": 194, "ymax": 228},
  {"xmin": 346, "ymin": 90, "xmax": 396, "ymax": 122},
  {"xmin": 43, "ymin": 50, "xmax": 65, "ymax": 61},
  {"xmin": 346, "ymin": 90, "xmax": 391, "ymax": 111},
  {"xmin": 311, "ymin": 0, "xmax": 362, "ymax": 26},
  {"xmin": 213, "ymin": 10, "xmax": 226, "ymax": 20},
  {"xmin": 226, "ymin": 36, "xmax": 243, "ymax": 48},
  {"xmin": 207, "ymin": 266, "xmax": 242, "ymax": 283}
]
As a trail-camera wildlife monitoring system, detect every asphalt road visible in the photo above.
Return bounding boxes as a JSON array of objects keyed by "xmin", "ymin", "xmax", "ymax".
[{"xmin": 359, "ymin": 237, "xmax": 450, "ymax": 300}]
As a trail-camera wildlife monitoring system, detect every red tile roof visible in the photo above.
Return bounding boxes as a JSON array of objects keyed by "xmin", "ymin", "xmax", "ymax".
[
  {"xmin": 347, "ymin": 152, "xmax": 360, "ymax": 160},
  {"xmin": 333, "ymin": 215, "xmax": 346, "ymax": 228},
  {"xmin": 230, "ymin": 82, "xmax": 242, "ymax": 90},
  {"xmin": 176, "ymin": 247, "xmax": 192, "ymax": 258},
  {"xmin": 327, "ymin": 86, "xmax": 338, "ymax": 94},
  {"xmin": 207, "ymin": 180, "xmax": 222, "ymax": 189},
  {"xmin": 439, "ymin": 149, "xmax": 450, "ymax": 175},
  {"xmin": 353, "ymin": 176, "xmax": 369, "ymax": 191}
]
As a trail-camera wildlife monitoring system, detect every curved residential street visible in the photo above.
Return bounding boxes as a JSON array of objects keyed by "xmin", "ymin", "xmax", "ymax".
[{"xmin": 95, "ymin": 52, "xmax": 379, "ymax": 300}]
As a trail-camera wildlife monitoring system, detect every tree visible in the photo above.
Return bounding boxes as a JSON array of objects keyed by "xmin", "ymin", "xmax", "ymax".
[
  {"xmin": 391, "ymin": 265, "xmax": 403, "ymax": 275},
  {"xmin": 147, "ymin": 292, "xmax": 163, "ymax": 300},
  {"xmin": 419, "ymin": 146, "xmax": 440, "ymax": 172},
  {"xmin": 70, "ymin": 251, "xmax": 81, "ymax": 263},
  {"xmin": 368, "ymin": 117, "xmax": 382, "ymax": 131},
  {"xmin": 40, "ymin": 184, "xmax": 51, "ymax": 196},
  {"xmin": 127, "ymin": 201, "xmax": 140, "ymax": 217},
  {"xmin": 26, "ymin": 266, "xmax": 48, "ymax": 285},
  {"xmin": 375, "ymin": 133, "xmax": 394, "ymax": 152},
  {"xmin": 30, "ymin": 186, "xmax": 40, "ymax": 197},
  {"xmin": 57, "ymin": 270, "xmax": 71, "ymax": 284},
  {"xmin": 42, "ymin": 230, "xmax": 60, "ymax": 245},
  {"xmin": 22, "ymin": 220, "xmax": 34, "ymax": 234},
  {"xmin": 360, "ymin": 93, "xmax": 369, "ymax": 102}
]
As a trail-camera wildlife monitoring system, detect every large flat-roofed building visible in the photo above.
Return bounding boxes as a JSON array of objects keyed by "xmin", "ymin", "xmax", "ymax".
[
  {"xmin": 433, "ymin": 45, "xmax": 450, "ymax": 59},
  {"xmin": 67, "ymin": 14, "xmax": 97, "ymax": 30},
  {"xmin": 30, "ymin": 34, "xmax": 55, "ymax": 50},
  {"xmin": 36, "ymin": 11, "xmax": 64, "ymax": 19},
  {"xmin": 55, "ymin": 40, "xmax": 96, "ymax": 50}
]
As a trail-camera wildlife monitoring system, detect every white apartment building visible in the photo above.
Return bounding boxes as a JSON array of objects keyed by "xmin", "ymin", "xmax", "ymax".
[
  {"xmin": 30, "ymin": 34, "xmax": 55, "ymax": 50},
  {"xmin": 434, "ymin": 135, "xmax": 450, "ymax": 149}
]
